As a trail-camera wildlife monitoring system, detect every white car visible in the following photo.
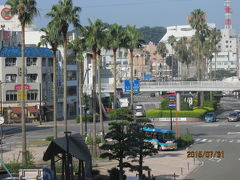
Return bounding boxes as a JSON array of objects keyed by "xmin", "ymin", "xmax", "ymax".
[
  {"xmin": 135, "ymin": 109, "xmax": 145, "ymax": 117},
  {"xmin": 135, "ymin": 104, "xmax": 144, "ymax": 110}
]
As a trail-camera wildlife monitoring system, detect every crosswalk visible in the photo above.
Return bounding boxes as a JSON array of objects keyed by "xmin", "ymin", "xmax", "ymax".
[{"xmin": 195, "ymin": 138, "xmax": 240, "ymax": 144}]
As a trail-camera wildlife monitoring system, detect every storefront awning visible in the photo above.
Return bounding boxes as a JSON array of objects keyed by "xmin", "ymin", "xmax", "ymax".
[
  {"xmin": 11, "ymin": 107, "xmax": 21, "ymax": 114},
  {"xmin": 27, "ymin": 106, "xmax": 39, "ymax": 113}
]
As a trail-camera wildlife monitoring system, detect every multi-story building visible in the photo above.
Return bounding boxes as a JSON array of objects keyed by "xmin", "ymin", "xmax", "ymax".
[{"xmin": 0, "ymin": 46, "xmax": 53, "ymax": 122}]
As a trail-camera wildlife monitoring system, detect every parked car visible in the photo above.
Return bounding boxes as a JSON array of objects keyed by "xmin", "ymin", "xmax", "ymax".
[
  {"xmin": 135, "ymin": 104, "xmax": 144, "ymax": 110},
  {"xmin": 204, "ymin": 112, "xmax": 216, "ymax": 122},
  {"xmin": 135, "ymin": 109, "xmax": 146, "ymax": 117},
  {"xmin": 228, "ymin": 111, "xmax": 240, "ymax": 122}
]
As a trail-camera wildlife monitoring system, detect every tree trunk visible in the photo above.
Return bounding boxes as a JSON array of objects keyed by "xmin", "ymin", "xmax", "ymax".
[
  {"xmin": 97, "ymin": 52, "xmax": 104, "ymax": 142},
  {"xmin": 78, "ymin": 60, "xmax": 84, "ymax": 135},
  {"xmin": 21, "ymin": 24, "xmax": 27, "ymax": 164},
  {"xmin": 53, "ymin": 51, "xmax": 58, "ymax": 139},
  {"xmin": 119, "ymin": 157, "xmax": 124, "ymax": 180},
  {"xmin": 113, "ymin": 49, "xmax": 117, "ymax": 109},
  {"xmin": 92, "ymin": 51, "xmax": 97, "ymax": 157},
  {"xmin": 130, "ymin": 50, "xmax": 134, "ymax": 111},
  {"xmin": 63, "ymin": 36, "xmax": 68, "ymax": 132},
  {"xmin": 214, "ymin": 51, "xmax": 217, "ymax": 80},
  {"xmin": 139, "ymin": 147, "xmax": 143, "ymax": 180}
]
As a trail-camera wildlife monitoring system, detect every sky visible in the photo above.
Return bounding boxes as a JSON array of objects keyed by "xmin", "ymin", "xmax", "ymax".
[{"xmin": 2, "ymin": 0, "xmax": 240, "ymax": 32}]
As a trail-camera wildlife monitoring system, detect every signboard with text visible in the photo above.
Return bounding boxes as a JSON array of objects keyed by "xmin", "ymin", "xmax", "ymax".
[
  {"xmin": 124, "ymin": 80, "xmax": 140, "ymax": 93},
  {"xmin": 17, "ymin": 91, "xmax": 27, "ymax": 100},
  {"xmin": 168, "ymin": 92, "xmax": 176, "ymax": 108},
  {"xmin": 14, "ymin": 84, "xmax": 30, "ymax": 90}
]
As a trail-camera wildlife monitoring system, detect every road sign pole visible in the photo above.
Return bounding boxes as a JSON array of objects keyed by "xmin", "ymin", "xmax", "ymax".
[{"xmin": 170, "ymin": 108, "xmax": 173, "ymax": 130}]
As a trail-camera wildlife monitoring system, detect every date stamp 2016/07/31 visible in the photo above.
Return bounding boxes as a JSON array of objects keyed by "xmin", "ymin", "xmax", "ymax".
[{"xmin": 187, "ymin": 151, "xmax": 224, "ymax": 158}]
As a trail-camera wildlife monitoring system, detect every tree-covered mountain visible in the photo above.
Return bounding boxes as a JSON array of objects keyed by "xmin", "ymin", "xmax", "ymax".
[{"xmin": 137, "ymin": 26, "xmax": 167, "ymax": 45}]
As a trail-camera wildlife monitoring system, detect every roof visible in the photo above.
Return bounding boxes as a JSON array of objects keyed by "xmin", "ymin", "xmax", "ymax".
[
  {"xmin": 143, "ymin": 128, "xmax": 175, "ymax": 133},
  {"xmin": 43, "ymin": 133, "xmax": 92, "ymax": 178},
  {"xmin": 0, "ymin": 46, "xmax": 53, "ymax": 57}
]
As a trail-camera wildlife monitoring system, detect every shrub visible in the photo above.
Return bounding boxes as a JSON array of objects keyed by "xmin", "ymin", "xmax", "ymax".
[
  {"xmin": 85, "ymin": 136, "xmax": 102, "ymax": 145},
  {"xmin": 161, "ymin": 100, "xmax": 191, "ymax": 111},
  {"xmin": 108, "ymin": 168, "xmax": 126, "ymax": 180},
  {"xmin": 76, "ymin": 114, "xmax": 93, "ymax": 123},
  {"xmin": 5, "ymin": 162, "xmax": 36, "ymax": 173},
  {"xmin": 146, "ymin": 108, "xmax": 207, "ymax": 118},
  {"xmin": 176, "ymin": 133, "xmax": 194, "ymax": 148},
  {"xmin": 45, "ymin": 136, "xmax": 54, "ymax": 141},
  {"xmin": 108, "ymin": 108, "xmax": 133, "ymax": 121}
]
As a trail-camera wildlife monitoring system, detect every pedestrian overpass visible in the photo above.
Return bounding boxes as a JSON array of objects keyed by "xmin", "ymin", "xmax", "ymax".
[{"xmin": 83, "ymin": 81, "xmax": 240, "ymax": 93}]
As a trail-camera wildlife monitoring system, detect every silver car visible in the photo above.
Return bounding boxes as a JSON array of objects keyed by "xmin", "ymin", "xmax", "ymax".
[
  {"xmin": 228, "ymin": 112, "xmax": 239, "ymax": 122},
  {"xmin": 135, "ymin": 109, "xmax": 145, "ymax": 117}
]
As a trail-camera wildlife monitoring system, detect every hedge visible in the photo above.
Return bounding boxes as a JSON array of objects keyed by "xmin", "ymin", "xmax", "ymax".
[
  {"xmin": 146, "ymin": 108, "xmax": 208, "ymax": 118},
  {"xmin": 108, "ymin": 108, "xmax": 133, "ymax": 121},
  {"xmin": 176, "ymin": 133, "xmax": 194, "ymax": 148}
]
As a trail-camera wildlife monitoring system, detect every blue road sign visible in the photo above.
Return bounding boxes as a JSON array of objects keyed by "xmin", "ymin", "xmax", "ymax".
[
  {"xmin": 124, "ymin": 80, "xmax": 131, "ymax": 92},
  {"xmin": 168, "ymin": 94, "xmax": 176, "ymax": 108},
  {"xmin": 133, "ymin": 80, "xmax": 140, "ymax": 93},
  {"xmin": 124, "ymin": 80, "xmax": 140, "ymax": 93},
  {"xmin": 144, "ymin": 74, "xmax": 152, "ymax": 80}
]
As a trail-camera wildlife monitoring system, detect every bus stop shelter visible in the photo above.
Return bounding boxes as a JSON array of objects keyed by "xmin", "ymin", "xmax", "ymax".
[{"xmin": 43, "ymin": 133, "xmax": 92, "ymax": 180}]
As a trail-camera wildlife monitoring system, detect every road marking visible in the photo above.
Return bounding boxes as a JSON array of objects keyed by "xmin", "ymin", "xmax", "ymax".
[
  {"xmin": 237, "ymin": 140, "xmax": 240, "ymax": 143},
  {"xmin": 238, "ymin": 158, "xmax": 240, "ymax": 161},
  {"xmin": 217, "ymin": 139, "xmax": 221, "ymax": 143},
  {"xmin": 195, "ymin": 138, "xmax": 200, "ymax": 142},
  {"xmin": 235, "ymin": 124, "xmax": 240, "ymax": 127},
  {"xmin": 227, "ymin": 132, "xmax": 240, "ymax": 135},
  {"xmin": 221, "ymin": 139, "xmax": 225, "ymax": 143},
  {"xmin": 207, "ymin": 139, "xmax": 212, "ymax": 142},
  {"xmin": 200, "ymin": 139, "xmax": 207, "ymax": 142},
  {"xmin": 229, "ymin": 140, "xmax": 234, "ymax": 143}
]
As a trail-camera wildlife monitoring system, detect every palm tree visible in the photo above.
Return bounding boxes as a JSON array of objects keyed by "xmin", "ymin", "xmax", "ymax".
[
  {"xmin": 124, "ymin": 25, "xmax": 142, "ymax": 111},
  {"xmin": 156, "ymin": 42, "xmax": 169, "ymax": 80},
  {"xmin": 188, "ymin": 9, "xmax": 210, "ymax": 107},
  {"xmin": 47, "ymin": 0, "xmax": 81, "ymax": 132},
  {"xmin": 174, "ymin": 37, "xmax": 193, "ymax": 79},
  {"xmin": 107, "ymin": 24, "xmax": 124, "ymax": 109},
  {"xmin": 167, "ymin": 35, "xmax": 176, "ymax": 79},
  {"xmin": 39, "ymin": 22, "xmax": 62, "ymax": 139},
  {"xmin": 82, "ymin": 19, "xmax": 106, "ymax": 157},
  {"xmin": 68, "ymin": 33, "xmax": 86, "ymax": 136},
  {"xmin": 6, "ymin": 0, "xmax": 38, "ymax": 164}
]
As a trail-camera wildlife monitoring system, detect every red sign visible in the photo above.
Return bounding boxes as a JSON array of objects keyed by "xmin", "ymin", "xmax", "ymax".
[
  {"xmin": 14, "ymin": 84, "xmax": 30, "ymax": 90},
  {"xmin": 1, "ymin": 8, "xmax": 13, "ymax": 20}
]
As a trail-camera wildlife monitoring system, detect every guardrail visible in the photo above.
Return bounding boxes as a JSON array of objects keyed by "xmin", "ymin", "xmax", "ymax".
[{"xmin": 82, "ymin": 81, "xmax": 240, "ymax": 92}]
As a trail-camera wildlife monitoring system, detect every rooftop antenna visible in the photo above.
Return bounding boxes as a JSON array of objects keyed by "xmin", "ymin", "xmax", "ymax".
[{"xmin": 224, "ymin": 0, "xmax": 232, "ymax": 29}]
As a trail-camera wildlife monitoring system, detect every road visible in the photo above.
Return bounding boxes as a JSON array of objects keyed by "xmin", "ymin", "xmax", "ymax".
[{"xmin": 2, "ymin": 96, "xmax": 240, "ymax": 180}]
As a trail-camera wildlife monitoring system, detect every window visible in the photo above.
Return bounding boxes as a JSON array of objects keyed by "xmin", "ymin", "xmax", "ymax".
[
  {"xmin": 48, "ymin": 58, "xmax": 53, "ymax": 66},
  {"xmin": 6, "ymin": 90, "xmax": 17, "ymax": 101},
  {"xmin": 67, "ymin": 71, "xmax": 77, "ymax": 81},
  {"xmin": 42, "ymin": 74, "xmax": 46, "ymax": 81},
  {"xmin": 6, "ymin": 74, "xmax": 17, "ymax": 83},
  {"xmin": 42, "ymin": 58, "xmax": 46, "ymax": 66},
  {"xmin": 27, "ymin": 90, "xmax": 38, "ymax": 100},
  {"xmin": 67, "ymin": 86, "xmax": 77, "ymax": 96},
  {"xmin": 119, "ymin": 51, "xmax": 123, "ymax": 58},
  {"xmin": 51, "ymin": 73, "xmax": 53, "ymax": 82},
  {"xmin": 27, "ymin": 58, "xmax": 37, "ymax": 66},
  {"xmin": 226, "ymin": 41, "xmax": 228, "ymax": 43},
  {"xmin": 5, "ymin": 58, "xmax": 16, "ymax": 66},
  {"xmin": 226, "ymin": 45, "xmax": 228, "ymax": 48},
  {"xmin": 27, "ymin": 74, "xmax": 38, "ymax": 83}
]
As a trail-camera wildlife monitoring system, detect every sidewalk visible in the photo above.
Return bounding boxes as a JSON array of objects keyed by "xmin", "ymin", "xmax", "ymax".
[
  {"xmin": 95, "ymin": 149, "xmax": 200, "ymax": 180},
  {"xmin": 1, "ymin": 144, "xmax": 200, "ymax": 180}
]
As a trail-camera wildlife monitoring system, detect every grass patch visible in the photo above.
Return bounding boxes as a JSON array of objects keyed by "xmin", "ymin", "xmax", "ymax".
[{"xmin": 27, "ymin": 140, "xmax": 50, "ymax": 147}]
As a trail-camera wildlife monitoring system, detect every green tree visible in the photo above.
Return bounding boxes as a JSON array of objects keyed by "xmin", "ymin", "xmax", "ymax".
[
  {"xmin": 128, "ymin": 120, "xmax": 158, "ymax": 180},
  {"xmin": 6, "ymin": 0, "xmax": 38, "ymax": 164},
  {"xmin": 107, "ymin": 24, "xmax": 124, "ymax": 109},
  {"xmin": 100, "ymin": 121, "xmax": 132, "ymax": 180},
  {"xmin": 39, "ymin": 22, "xmax": 62, "ymax": 139},
  {"xmin": 124, "ymin": 25, "xmax": 142, "ymax": 111},
  {"xmin": 68, "ymin": 33, "xmax": 87, "ymax": 135},
  {"xmin": 136, "ymin": 26, "xmax": 166, "ymax": 44},
  {"xmin": 47, "ymin": 0, "xmax": 81, "ymax": 132},
  {"xmin": 156, "ymin": 42, "xmax": 169, "ymax": 79}
]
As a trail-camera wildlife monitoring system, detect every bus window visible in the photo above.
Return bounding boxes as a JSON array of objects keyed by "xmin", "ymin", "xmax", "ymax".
[{"xmin": 145, "ymin": 131, "xmax": 152, "ymax": 139}]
